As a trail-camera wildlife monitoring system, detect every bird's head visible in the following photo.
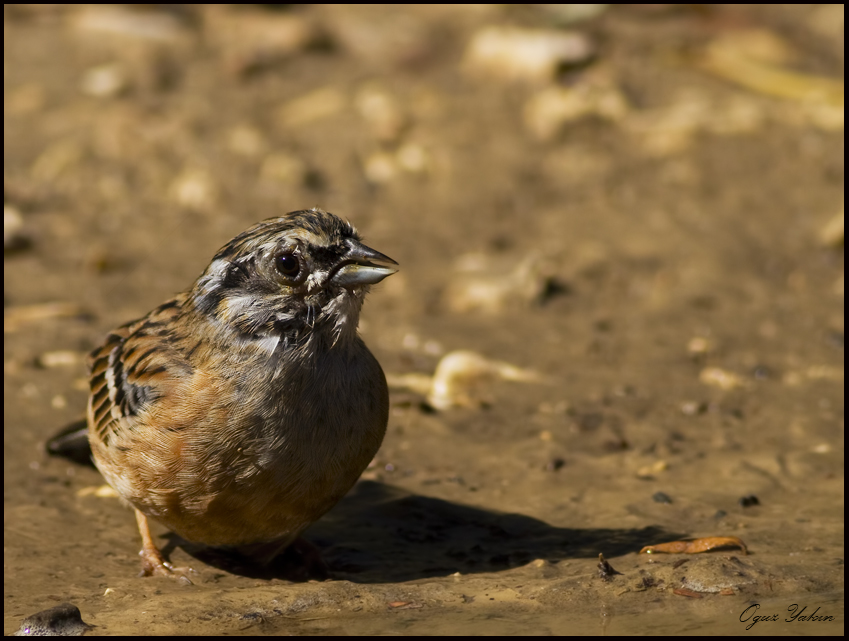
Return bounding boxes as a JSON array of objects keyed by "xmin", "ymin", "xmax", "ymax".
[{"xmin": 191, "ymin": 209, "xmax": 398, "ymax": 348}]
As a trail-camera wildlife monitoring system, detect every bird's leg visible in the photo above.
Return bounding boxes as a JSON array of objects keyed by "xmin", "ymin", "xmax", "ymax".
[{"xmin": 135, "ymin": 509, "xmax": 194, "ymax": 583}]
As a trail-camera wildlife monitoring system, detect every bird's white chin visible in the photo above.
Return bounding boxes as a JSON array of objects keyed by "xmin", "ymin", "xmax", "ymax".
[{"xmin": 322, "ymin": 289, "xmax": 365, "ymax": 346}]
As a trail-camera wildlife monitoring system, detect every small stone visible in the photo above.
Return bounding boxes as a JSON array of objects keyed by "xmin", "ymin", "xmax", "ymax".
[
  {"xmin": 819, "ymin": 209, "xmax": 844, "ymax": 248},
  {"xmin": 738, "ymin": 495, "xmax": 760, "ymax": 508},
  {"xmin": 169, "ymin": 168, "xmax": 216, "ymax": 211},
  {"xmin": 355, "ymin": 85, "xmax": 406, "ymax": 143},
  {"xmin": 636, "ymin": 460, "xmax": 668, "ymax": 479},
  {"xmin": 464, "ymin": 26, "xmax": 594, "ymax": 83},
  {"xmin": 544, "ymin": 457, "xmax": 566, "ymax": 471},
  {"xmin": 80, "ymin": 63, "xmax": 129, "ymax": 98},
  {"xmin": 443, "ymin": 252, "xmax": 556, "ymax": 313},
  {"xmin": 13, "ymin": 603, "xmax": 92, "ymax": 636},
  {"xmin": 699, "ymin": 367, "xmax": 748, "ymax": 390},
  {"xmin": 277, "ymin": 87, "xmax": 346, "ymax": 129},
  {"xmin": 524, "ymin": 82, "xmax": 628, "ymax": 140},
  {"xmin": 687, "ymin": 336, "xmax": 712, "ymax": 357},
  {"xmin": 396, "ymin": 143, "xmax": 429, "ymax": 173},
  {"xmin": 680, "ymin": 400, "xmax": 706, "ymax": 416},
  {"xmin": 363, "ymin": 152, "xmax": 398, "ymax": 184},
  {"xmin": 205, "ymin": 8, "xmax": 315, "ymax": 76},
  {"xmin": 36, "ymin": 350, "xmax": 83, "ymax": 368},
  {"xmin": 4, "ymin": 205, "xmax": 29, "ymax": 251},
  {"xmin": 427, "ymin": 350, "xmax": 542, "ymax": 410},
  {"xmin": 72, "ymin": 5, "xmax": 186, "ymax": 42}
]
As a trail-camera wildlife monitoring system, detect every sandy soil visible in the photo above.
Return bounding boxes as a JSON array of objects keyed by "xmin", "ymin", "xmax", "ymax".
[{"xmin": 4, "ymin": 4, "xmax": 843, "ymax": 635}]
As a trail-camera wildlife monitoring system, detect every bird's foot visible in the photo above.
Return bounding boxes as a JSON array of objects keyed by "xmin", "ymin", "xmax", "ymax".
[{"xmin": 139, "ymin": 546, "xmax": 195, "ymax": 584}]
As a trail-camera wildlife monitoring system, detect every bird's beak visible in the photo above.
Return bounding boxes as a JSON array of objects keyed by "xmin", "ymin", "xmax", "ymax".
[{"xmin": 330, "ymin": 240, "xmax": 399, "ymax": 287}]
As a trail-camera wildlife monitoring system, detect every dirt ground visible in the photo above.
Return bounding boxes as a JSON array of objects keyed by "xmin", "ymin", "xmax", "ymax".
[{"xmin": 4, "ymin": 4, "xmax": 844, "ymax": 635}]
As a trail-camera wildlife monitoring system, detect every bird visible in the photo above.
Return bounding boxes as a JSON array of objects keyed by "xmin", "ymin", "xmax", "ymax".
[{"xmin": 84, "ymin": 208, "xmax": 398, "ymax": 579}]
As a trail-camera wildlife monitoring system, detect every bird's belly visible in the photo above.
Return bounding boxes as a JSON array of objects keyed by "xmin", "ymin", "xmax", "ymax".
[{"xmin": 145, "ymin": 408, "xmax": 385, "ymax": 546}]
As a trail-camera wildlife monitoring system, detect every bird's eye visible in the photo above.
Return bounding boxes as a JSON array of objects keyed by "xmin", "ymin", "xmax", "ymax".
[{"xmin": 275, "ymin": 252, "xmax": 301, "ymax": 279}]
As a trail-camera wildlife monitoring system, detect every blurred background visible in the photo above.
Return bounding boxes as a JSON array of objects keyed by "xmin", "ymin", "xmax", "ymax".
[{"xmin": 4, "ymin": 4, "xmax": 844, "ymax": 635}]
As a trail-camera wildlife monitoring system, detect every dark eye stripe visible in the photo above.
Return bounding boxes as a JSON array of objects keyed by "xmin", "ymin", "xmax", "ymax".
[{"xmin": 221, "ymin": 257, "xmax": 255, "ymax": 289}]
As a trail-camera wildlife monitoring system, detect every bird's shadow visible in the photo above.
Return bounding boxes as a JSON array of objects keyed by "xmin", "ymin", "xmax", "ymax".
[
  {"xmin": 45, "ymin": 432, "xmax": 680, "ymax": 583},
  {"xmin": 163, "ymin": 480, "xmax": 681, "ymax": 583}
]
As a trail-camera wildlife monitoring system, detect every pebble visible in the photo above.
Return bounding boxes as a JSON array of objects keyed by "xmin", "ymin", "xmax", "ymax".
[
  {"xmin": 686, "ymin": 336, "xmax": 712, "ymax": 357},
  {"xmin": 819, "ymin": 209, "xmax": 843, "ymax": 248},
  {"xmin": 204, "ymin": 8, "xmax": 315, "ymax": 76},
  {"xmin": 4, "ymin": 303, "xmax": 87, "ymax": 332},
  {"xmin": 386, "ymin": 350, "xmax": 543, "ymax": 410},
  {"xmin": 464, "ymin": 26, "xmax": 594, "ymax": 83},
  {"xmin": 169, "ymin": 168, "xmax": 216, "ymax": 211},
  {"xmin": 36, "ymin": 351, "xmax": 83, "ymax": 368},
  {"xmin": 80, "ymin": 63, "xmax": 129, "ymax": 98},
  {"xmin": 636, "ymin": 460, "xmax": 668, "ymax": 479},
  {"xmin": 679, "ymin": 400, "xmax": 706, "ymax": 416},
  {"xmin": 443, "ymin": 252, "xmax": 555, "ymax": 313},
  {"xmin": 276, "ymin": 87, "xmax": 346, "ymax": 129},
  {"xmin": 427, "ymin": 350, "xmax": 542, "ymax": 410},
  {"xmin": 72, "ymin": 5, "xmax": 185, "ymax": 42},
  {"xmin": 362, "ymin": 145, "xmax": 430, "ymax": 184},
  {"xmin": 355, "ymin": 85, "xmax": 407, "ymax": 143},
  {"xmin": 4, "ymin": 206, "xmax": 29, "ymax": 251},
  {"xmin": 524, "ymin": 82, "xmax": 628, "ymax": 140},
  {"xmin": 699, "ymin": 367, "xmax": 748, "ymax": 390},
  {"xmin": 13, "ymin": 603, "xmax": 92, "ymax": 636}
]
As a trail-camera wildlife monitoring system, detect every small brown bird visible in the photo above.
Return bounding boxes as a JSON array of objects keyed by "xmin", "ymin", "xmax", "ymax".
[{"xmin": 85, "ymin": 209, "xmax": 397, "ymax": 578}]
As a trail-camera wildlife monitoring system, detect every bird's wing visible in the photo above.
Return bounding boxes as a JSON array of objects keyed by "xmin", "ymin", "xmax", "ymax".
[{"xmin": 87, "ymin": 295, "xmax": 194, "ymax": 447}]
